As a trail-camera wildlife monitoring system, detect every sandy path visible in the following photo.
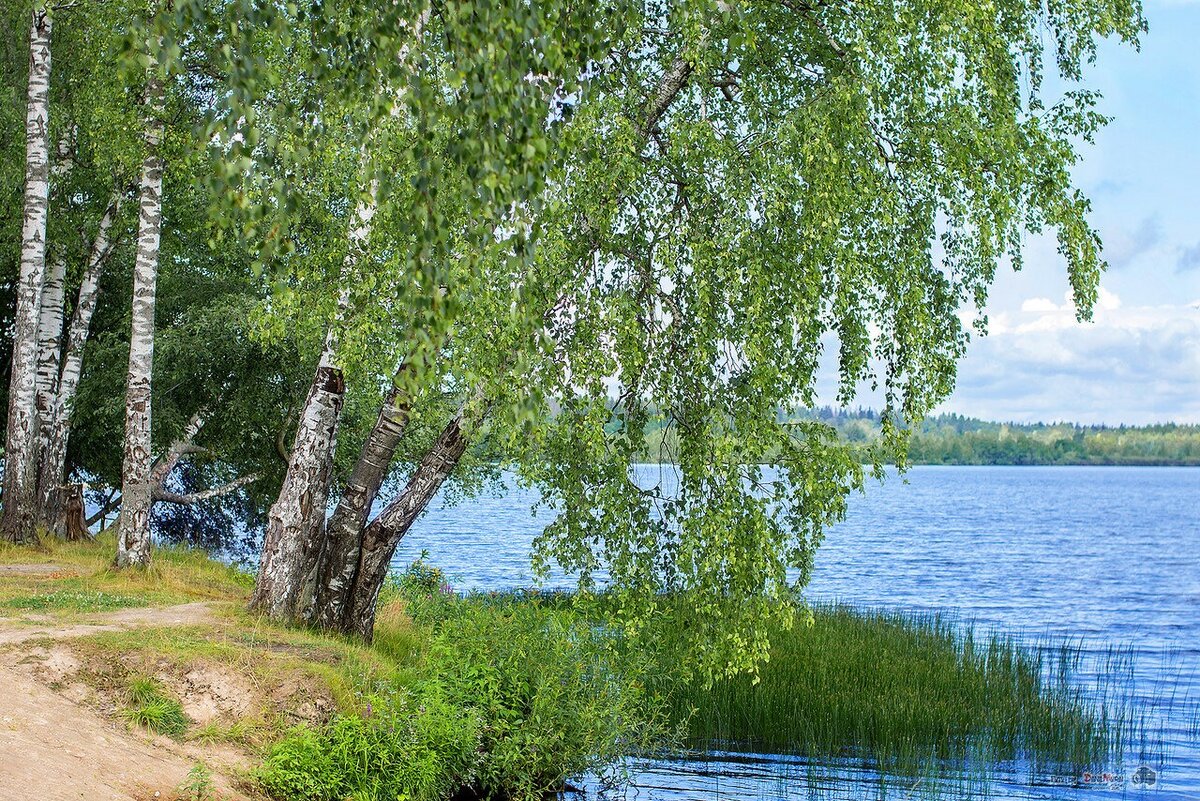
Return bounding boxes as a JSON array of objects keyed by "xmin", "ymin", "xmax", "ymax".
[{"xmin": 0, "ymin": 578, "xmax": 252, "ymax": 801}]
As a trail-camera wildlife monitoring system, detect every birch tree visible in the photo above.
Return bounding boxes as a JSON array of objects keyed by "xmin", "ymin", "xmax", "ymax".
[
  {"xmin": 115, "ymin": 28, "xmax": 166, "ymax": 568},
  {"xmin": 1, "ymin": 0, "xmax": 54, "ymax": 544},
  {"xmin": 229, "ymin": 0, "xmax": 610, "ymax": 621},
  {"xmin": 35, "ymin": 195, "xmax": 120, "ymax": 531},
  {"xmin": 197, "ymin": 0, "xmax": 1148, "ymax": 677}
]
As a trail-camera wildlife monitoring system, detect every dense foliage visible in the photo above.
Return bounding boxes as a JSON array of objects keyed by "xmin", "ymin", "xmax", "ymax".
[
  {"xmin": 260, "ymin": 559, "xmax": 674, "ymax": 801},
  {"xmin": 820, "ymin": 409, "xmax": 1200, "ymax": 466},
  {"xmin": 1, "ymin": 0, "xmax": 1148, "ymax": 675},
  {"xmin": 635, "ymin": 408, "xmax": 1200, "ymax": 465}
]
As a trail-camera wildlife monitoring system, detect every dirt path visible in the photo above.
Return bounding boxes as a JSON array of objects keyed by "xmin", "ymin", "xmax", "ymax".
[
  {"xmin": 0, "ymin": 572, "xmax": 253, "ymax": 801},
  {"xmin": 0, "ymin": 601, "xmax": 219, "ymax": 645}
]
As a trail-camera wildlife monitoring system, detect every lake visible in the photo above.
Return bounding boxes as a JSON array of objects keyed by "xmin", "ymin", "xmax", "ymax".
[{"xmin": 393, "ymin": 466, "xmax": 1200, "ymax": 800}]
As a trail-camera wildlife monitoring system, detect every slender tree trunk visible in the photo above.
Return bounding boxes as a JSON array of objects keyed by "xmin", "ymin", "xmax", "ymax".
[
  {"xmin": 341, "ymin": 398, "xmax": 485, "ymax": 638},
  {"xmin": 309, "ymin": 378, "xmax": 412, "ymax": 628},
  {"xmin": 116, "ymin": 69, "xmax": 165, "ymax": 569},
  {"xmin": 249, "ymin": 337, "xmax": 345, "ymax": 618},
  {"xmin": 33, "ymin": 253, "xmax": 65, "ymax": 454},
  {"xmin": 0, "ymin": 4, "xmax": 54, "ymax": 544},
  {"xmin": 36, "ymin": 196, "xmax": 120, "ymax": 531},
  {"xmin": 249, "ymin": 190, "xmax": 377, "ymax": 620}
]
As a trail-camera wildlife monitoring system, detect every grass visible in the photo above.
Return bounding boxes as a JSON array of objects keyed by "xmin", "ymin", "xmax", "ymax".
[
  {"xmin": 654, "ymin": 604, "xmax": 1123, "ymax": 776},
  {"xmin": 0, "ymin": 531, "xmax": 254, "ymax": 607},
  {"xmin": 3, "ymin": 588, "xmax": 149, "ymax": 612},
  {"xmin": 121, "ymin": 676, "xmax": 189, "ymax": 737}
]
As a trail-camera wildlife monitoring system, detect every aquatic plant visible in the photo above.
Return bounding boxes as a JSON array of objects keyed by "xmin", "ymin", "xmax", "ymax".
[{"xmin": 654, "ymin": 605, "xmax": 1122, "ymax": 777}]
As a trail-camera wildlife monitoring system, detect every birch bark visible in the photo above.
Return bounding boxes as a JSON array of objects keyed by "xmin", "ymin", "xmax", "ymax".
[
  {"xmin": 248, "ymin": 194, "xmax": 375, "ymax": 619},
  {"xmin": 36, "ymin": 197, "xmax": 120, "ymax": 529},
  {"xmin": 341, "ymin": 402, "xmax": 480, "ymax": 638},
  {"xmin": 309, "ymin": 380, "xmax": 412, "ymax": 629},
  {"xmin": 116, "ymin": 67, "xmax": 166, "ymax": 569},
  {"xmin": 1, "ymin": 3, "xmax": 54, "ymax": 544},
  {"xmin": 33, "ymin": 254, "xmax": 65, "ymax": 450}
]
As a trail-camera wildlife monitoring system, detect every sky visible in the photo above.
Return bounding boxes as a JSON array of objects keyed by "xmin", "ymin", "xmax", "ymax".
[{"xmin": 919, "ymin": 1, "xmax": 1200, "ymax": 425}]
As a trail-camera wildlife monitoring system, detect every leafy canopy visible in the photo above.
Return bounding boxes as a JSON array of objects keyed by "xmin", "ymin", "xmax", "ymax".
[{"xmin": 186, "ymin": 0, "xmax": 1143, "ymax": 677}]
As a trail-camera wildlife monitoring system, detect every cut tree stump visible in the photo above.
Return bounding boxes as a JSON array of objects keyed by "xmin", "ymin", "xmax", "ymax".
[{"xmin": 56, "ymin": 483, "xmax": 91, "ymax": 541}]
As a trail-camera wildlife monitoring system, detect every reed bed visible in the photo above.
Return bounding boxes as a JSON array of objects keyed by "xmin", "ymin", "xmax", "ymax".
[{"xmin": 654, "ymin": 605, "xmax": 1122, "ymax": 776}]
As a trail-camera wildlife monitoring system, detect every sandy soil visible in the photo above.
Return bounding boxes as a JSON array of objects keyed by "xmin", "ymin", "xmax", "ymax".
[{"xmin": 0, "ymin": 568, "xmax": 253, "ymax": 801}]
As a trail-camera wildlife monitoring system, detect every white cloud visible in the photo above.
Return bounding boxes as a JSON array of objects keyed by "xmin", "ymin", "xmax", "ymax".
[
  {"xmin": 1020, "ymin": 297, "xmax": 1060, "ymax": 312},
  {"xmin": 942, "ymin": 296, "xmax": 1200, "ymax": 424}
]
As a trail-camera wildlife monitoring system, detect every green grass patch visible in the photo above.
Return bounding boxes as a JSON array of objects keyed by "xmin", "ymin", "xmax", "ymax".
[
  {"xmin": 3, "ymin": 588, "xmax": 149, "ymax": 612},
  {"xmin": 120, "ymin": 676, "xmax": 189, "ymax": 737},
  {"xmin": 0, "ymin": 532, "xmax": 254, "ymax": 606}
]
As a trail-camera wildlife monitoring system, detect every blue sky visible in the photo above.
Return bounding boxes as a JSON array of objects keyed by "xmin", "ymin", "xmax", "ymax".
[{"xmin": 929, "ymin": 1, "xmax": 1200, "ymax": 425}]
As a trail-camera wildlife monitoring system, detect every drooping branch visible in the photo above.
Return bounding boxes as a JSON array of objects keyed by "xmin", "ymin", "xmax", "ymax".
[{"xmin": 314, "ymin": 44, "xmax": 700, "ymax": 637}]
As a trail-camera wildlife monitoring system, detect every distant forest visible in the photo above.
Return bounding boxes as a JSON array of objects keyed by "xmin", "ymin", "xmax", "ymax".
[
  {"xmin": 812, "ymin": 408, "xmax": 1200, "ymax": 466},
  {"xmin": 638, "ymin": 408, "xmax": 1200, "ymax": 466}
]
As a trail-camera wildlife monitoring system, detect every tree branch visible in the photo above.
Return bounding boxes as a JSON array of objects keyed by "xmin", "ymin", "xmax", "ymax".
[{"xmin": 153, "ymin": 472, "xmax": 261, "ymax": 505}]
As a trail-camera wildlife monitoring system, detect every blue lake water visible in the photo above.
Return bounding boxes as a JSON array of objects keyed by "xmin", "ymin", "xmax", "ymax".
[{"xmin": 393, "ymin": 466, "xmax": 1200, "ymax": 800}]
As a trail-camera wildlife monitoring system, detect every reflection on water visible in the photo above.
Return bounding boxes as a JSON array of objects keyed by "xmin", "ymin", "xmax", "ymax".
[
  {"xmin": 587, "ymin": 750, "xmax": 1173, "ymax": 801},
  {"xmin": 394, "ymin": 466, "xmax": 1200, "ymax": 800}
]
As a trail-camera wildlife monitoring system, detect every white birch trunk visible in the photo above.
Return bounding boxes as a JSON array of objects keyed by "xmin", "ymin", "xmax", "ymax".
[
  {"xmin": 249, "ymin": 189, "xmax": 377, "ymax": 620},
  {"xmin": 0, "ymin": 4, "xmax": 53, "ymax": 544},
  {"xmin": 36, "ymin": 196, "xmax": 120, "ymax": 529},
  {"xmin": 33, "ymin": 253, "xmax": 65, "ymax": 444},
  {"xmin": 116, "ymin": 68, "xmax": 165, "ymax": 569}
]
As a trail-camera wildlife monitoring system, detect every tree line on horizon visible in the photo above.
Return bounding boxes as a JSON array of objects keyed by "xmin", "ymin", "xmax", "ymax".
[
  {"xmin": 0, "ymin": 0, "xmax": 1145, "ymax": 668},
  {"xmin": 632, "ymin": 408, "xmax": 1200, "ymax": 466},
  {"xmin": 808, "ymin": 409, "xmax": 1200, "ymax": 466}
]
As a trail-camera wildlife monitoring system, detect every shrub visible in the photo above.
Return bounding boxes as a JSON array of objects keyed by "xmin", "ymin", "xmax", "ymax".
[
  {"xmin": 427, "ymin": 595, "xmax": 674, "ymax": 800},
  {"xmin": 258, "ymin": 685, "xmax": 480, "ymax": 801},
  {"xmin": 262, "ymin": 561, "xmax": 675, "ymax": 801}
]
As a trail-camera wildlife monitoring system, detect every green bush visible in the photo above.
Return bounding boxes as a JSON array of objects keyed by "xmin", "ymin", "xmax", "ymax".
[
  {"xmin": 428, "ymin": 595, "xmax": 673, "ymax": 800},
  {"xmin": 261, "ymin": 559, "xmax": 674, "ymax": 801},
  {"xmin": 259, "ymin": 685, "xmax": 480, "ymax": 801}
]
